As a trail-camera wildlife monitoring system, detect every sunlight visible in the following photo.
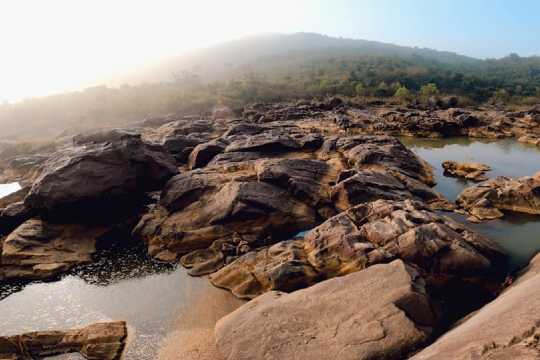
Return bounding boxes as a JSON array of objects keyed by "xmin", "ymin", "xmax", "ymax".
[{"xmin": 0, "ymin": 0, "xmax": 306, "ymax": 102}]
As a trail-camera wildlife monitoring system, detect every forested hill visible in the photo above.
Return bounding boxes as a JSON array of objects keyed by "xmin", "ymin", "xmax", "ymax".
[{"xmin": 1, "ymin": 33, "xmax": 539, "ymax": 141}]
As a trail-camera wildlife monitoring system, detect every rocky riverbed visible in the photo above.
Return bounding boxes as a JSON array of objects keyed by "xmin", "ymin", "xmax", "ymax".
[{"xmin": 1, "ymin": 99, "xmax": 540, "ymax": 359}]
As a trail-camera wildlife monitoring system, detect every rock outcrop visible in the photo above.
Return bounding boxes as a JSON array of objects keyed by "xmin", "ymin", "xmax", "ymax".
[
  {"xmin": 442, "ymin": 160, "xmax": 490, "ymax": 182},
  {"xmin": 215, "ymin": 260, "xmax": 436, "ymax": 360},
  {"xmin": 412, "ymin": 253, "xmax": 540, "ymax": 359},
  {"xmin": 24, "ymin": 131, "xmax": 178, "ymax": 221},
  {"xmin": 210, "ymin": 199, "xmax": 505, "ymax": 299},
  {"xmin": 456, "ymin": 172, "xmax": 540, "ymax": 221},
  {"xmin": 0, "ymin": 218, "xmax": 112, "ymax": 282},
  {"xmin": 134, "ymin": 131, "xmax": 446, "ymax": 275},
  {"xmin": 0, "ymin": 321, "xmax": 127, "ymax": 360}
]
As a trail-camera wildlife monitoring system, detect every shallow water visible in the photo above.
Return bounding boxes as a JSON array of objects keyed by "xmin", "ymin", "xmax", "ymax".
[
  {"xmin": 1, "ymin": 138, "xmax": 540, "ymax": 359},
  {"xmin": 0, "ymin": 246, "xmax": 243, "ymax": 359},
  {"xmin": 402, "ymin": 137, "xmax": 540, "ymax": 270},
  {"xmin": 0, "ymin": 182, "xmax": 21, "ymax": 198}
]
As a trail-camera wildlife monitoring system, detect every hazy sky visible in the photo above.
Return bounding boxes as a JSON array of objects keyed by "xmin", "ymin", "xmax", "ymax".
[{"xmin": 1, "ymin": 0, "xmax": 539, "ymax": 101}]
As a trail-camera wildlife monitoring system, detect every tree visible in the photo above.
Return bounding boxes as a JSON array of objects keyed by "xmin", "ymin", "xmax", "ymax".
[
  {"xmin": 355, "ymin": 82, "xmax": 366, "ymax": 97},
  {"xmin": 491, "ymin": 89, "xmax": 510, "ymax": 104},
  {"xmin": 394, "ymin": 86, "xmax": 411, "ymax": 102},
  {"xmin": 420, "ymin": 83, "xmax": 440, "ymax": 99}
]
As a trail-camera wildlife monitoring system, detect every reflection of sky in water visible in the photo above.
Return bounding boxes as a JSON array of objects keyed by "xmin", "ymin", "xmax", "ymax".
[
  {"xmin": 0, "ymin": 182, "xmax": 21, "ymax": 198},
  {"xmin": 0, "ymin": 248, "xmax": 243, "ymax": 359},
  {"xmin": 403, "ymin": 137, "xmax": 540, "ymax": 271}
]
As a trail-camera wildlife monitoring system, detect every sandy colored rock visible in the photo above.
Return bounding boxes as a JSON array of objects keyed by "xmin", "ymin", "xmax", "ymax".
[
  {"xmin": 0, "ymin": 218, "xmax": 110, "ymax": 282},
  {"xmin": 412, "ymin": 253, "xmax": 540, "ymax": 360},
  {"xmin": 210, "ymin": 199, "xmax": 504, "ymax": 299},
  {"xmin": 215, "ymin": 260, "xmax": 436, "ymax": 360},
  {"xmin": 442, "ymin": 160, "xmax": 491, "ymax": 182},
  {"xmin": 457, "ymin": 172, "xmax": 540, "ymax": 221},
  {"xmin": 0, "ymin": 321, "xmax": 127, "ymax": 360}
]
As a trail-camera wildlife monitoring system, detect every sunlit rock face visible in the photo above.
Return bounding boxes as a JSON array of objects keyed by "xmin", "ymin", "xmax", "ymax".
[
  {"xmin": 210, "ymin": 199, "xmax": 505, "ymax": 299},
  {"xmin": 412, "ymin": 253, "xmax": 540, "ymax": 360},
  {"xmin": 0, "ymin": 321, "xmax": 127, "ymax": 360},
  {"xmin": 215, "ymin": 260, "xmax": 437, "ymax": 360},
  {"xmin": 133, "ymin": 126, "xmax": 445, "ymax": 276},
  {"xmin": 457, "ymin": 172, "xmax": 540, "ymax": 222}
]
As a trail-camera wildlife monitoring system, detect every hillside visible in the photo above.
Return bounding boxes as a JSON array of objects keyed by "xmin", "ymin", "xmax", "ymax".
[{"xmin": 0, "ymin": 33, "xmax": 539, "ymax": 142}]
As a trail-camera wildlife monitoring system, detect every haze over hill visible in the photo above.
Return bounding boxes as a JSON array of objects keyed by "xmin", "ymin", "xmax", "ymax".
[{"xmin": 0, "ymin": 32, "xmax": 539, "ymax": 143}]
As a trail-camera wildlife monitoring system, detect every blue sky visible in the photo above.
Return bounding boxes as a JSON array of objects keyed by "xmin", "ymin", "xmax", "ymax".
[
  {"xmin": 276, "ymin": 0, "xmax": 538, "ymax": 59},
  {"xmin": 1, "ymin": 0, "xmax": 538, "ymax": 101}
]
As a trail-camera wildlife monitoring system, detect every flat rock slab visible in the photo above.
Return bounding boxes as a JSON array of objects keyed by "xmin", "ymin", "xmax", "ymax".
[
  {"xmin": 0, "ymin": 321, "xmax": 127, "ymax": 360},
  {"xmin": 215, "ymin": 260, "xmax": 436, "ymax": 360},
  {"xmin": 412, "ymin": 253, "xmax": 540, "ymax": 359}
]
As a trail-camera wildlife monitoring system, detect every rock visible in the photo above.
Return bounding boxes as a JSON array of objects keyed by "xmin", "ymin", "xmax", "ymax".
[
  {"xmin": 135, "ymin": 133, "xmax": 447, "ymax": 277},
  {"xmin": 412, "ymin": 253, "xmax": 540, "ymax": 359},
  {"xmin": 134, "ymin": 164, "xmax": 320, "ymax": 266},
  {"xmin": 457, "ymin": 172, "xmax": 540, "ymax": 221},
  {"xmin": 210, "ymin": 199, "xmax": 504, "ymax": 301},
  {"xmin": 0, "ymin": 321, "xmax": 127, "ymax": 360},
  {"xmin": 0, "ymin": 201, "xmax": 34, "ymax": 237},
  {"xmin": 24, "ymin": 133, "xmax": 178, "ymax": 221},
  {"xmin": 142, "ymin": 119, "xmax": 218, "ymax": 163},
  {"xmin": 442, "ymin": 160, "xmax": 491, "ymax": 182},
  {"xmin": 0, "ymin": 218, "xmax": 111, "ymax": 282},
  {"xmin": 188, "ymin": 140, "xmax": 226, "ymax": 169},
  {"xmin": 215, "ymin": 260, "xmax": 436, "ymax": 360}
]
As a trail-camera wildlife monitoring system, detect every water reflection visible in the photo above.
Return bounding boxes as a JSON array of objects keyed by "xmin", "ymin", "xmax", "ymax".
[
  {"xmin": 404, "ymin": 137, "xmax": 540, "ymax": 271},
  {"xmin": 0, "ymin": 245, "xmax": 243, "ymax": 359}
]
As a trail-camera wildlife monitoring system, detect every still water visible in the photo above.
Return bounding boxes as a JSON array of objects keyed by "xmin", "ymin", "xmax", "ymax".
[
  {"xmin": 0, "ymin": 246, "xmax": 243, "ymax": 359},
  {"xmin": 402, "ymin": 137, "xmax": 540, "ymax": 270}
]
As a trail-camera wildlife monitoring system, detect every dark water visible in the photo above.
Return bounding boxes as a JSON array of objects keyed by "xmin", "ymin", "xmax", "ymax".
[
  {"xmin": 402, "ymin": 137, "xmax": 540, "ymax": 270},
  {"xmin": 0, "ymin": 246, "xmax": 243, "ymax": 359}
]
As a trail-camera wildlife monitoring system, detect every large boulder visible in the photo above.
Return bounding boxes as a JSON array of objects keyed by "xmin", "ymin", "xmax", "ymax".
[
  {"xmin": 24, "ymin": 132, "xmax": 178, "ymax": 221},
  {"xmin": 456, "ymin": 172, "xmax": 540, "ymax": 221},
  {"xmin": 0, "ymin": 218, "xmax": 112, "ymax": 282},
  {"xmin": 215, "ymin": 260, "xmax": 437, "ymax": 360},
  {"xmin": 412, "ymin": 253, "xmax": 540, "ymax": 359},
  {"xmin": 0, "ymin": 321, "xmax": 127, "ymax": 360},
  {"xmin": 210, "ymin": 199, "xmax": 505, "ymax": 301}
]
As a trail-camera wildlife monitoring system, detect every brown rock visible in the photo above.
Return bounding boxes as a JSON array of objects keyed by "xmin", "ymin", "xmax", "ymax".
[
  {"xmin": 0, "ymin": 321, "xmax": 127, "ymax": 360},
  {"xmin": 442, "ymin": 160, "xmax": 491, "ymax": 182},
  {"xmin": 210, "ymin": 199, "xmax": 504, "ymax": 300},
  {"xmin": 412, "ymin": 253, "xmax": 540, "ymax": 360},
  {"xmin": 24, "ymin": 132, "xmax": 178, "ymax": 221},
  {"xmin": 0, "ymin": 218, "xmax": 111, "ymax": 282},
  {"xmin": 215, "ymin": 260, "xmax": 436, "ymax": 360},
  {"xmin": 457, "ymin": 172, "xmax": 540, "ymax": 221}
]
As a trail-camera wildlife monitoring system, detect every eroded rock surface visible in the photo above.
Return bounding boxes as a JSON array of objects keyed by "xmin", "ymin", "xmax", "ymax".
[
  {"xmin": 412, "ymin": 253, "xmax": 540, "ymax": 360},
  {"xmin": 215, "ymin": 260, "xmax": 436, "ymax": 360},
  {"xmin": 210, "ymin": 199, "xmax": 505, "ymax": 299},
  {"xmin": 442, "ymin": 160, "xmax": 490, "ymax": 182},
  {"xmin": 134, "ymin": 131, "xmax": 444, "ymax": 275},
  {"xmin": 0, "ymin": 321, "xmax": 127, "ymax": 360},
  {"xmin": 0, "ymin": 218, "xmax": 112, "ymax": 282},
  {"xmin": 24, "ymin": 132, "xmax": 178, "ymax": 221},
  {"xmin": 457, "ymin": 172, "xmax": 540, "ymax": 221}
]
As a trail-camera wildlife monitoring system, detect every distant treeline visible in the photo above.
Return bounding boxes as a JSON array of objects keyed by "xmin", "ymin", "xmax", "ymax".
[{"xmin": 1, "ymin": 52, "xmax": 539, "ymax": 141}]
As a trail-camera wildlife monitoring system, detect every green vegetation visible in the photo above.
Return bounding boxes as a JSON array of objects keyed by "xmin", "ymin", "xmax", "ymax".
[{"xmin": 1, "ymin": 34, "xmax": 539, "ymax": 140}]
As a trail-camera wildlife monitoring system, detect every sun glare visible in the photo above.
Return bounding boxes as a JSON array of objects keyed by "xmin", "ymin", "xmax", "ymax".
[{"xmin": 0, "ymin": 0, "xmax": 305, "ymax": 102}]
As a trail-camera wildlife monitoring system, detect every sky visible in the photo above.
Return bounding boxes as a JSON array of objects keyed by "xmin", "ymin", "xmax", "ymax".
[{"xmin": 1, "ymin": 0, "xmax": 539, "ymax": 102}]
